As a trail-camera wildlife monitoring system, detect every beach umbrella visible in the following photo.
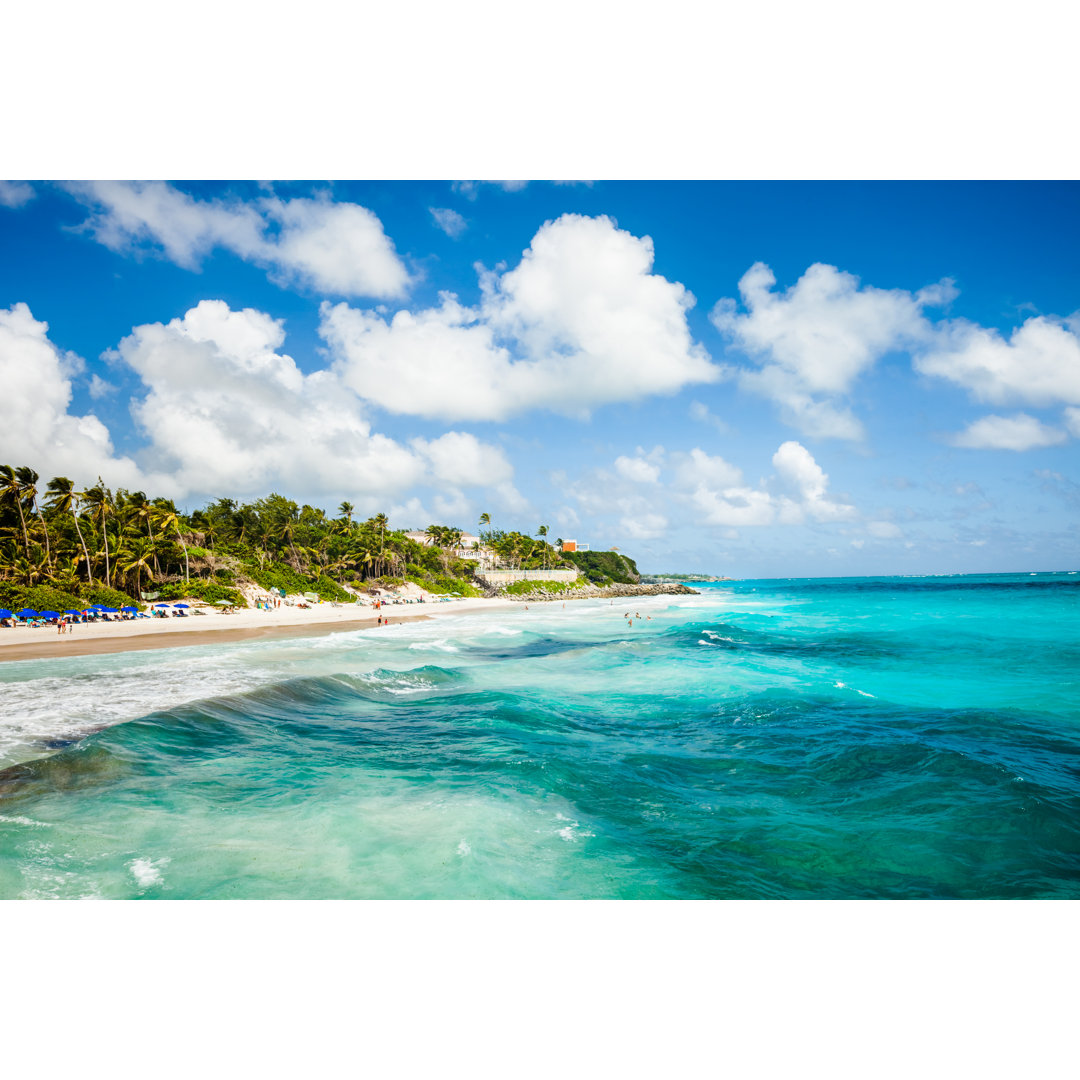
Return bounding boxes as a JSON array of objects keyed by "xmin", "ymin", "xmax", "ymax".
[
  {"xmin": 214, "ymin": 600, "xmax": 233, "ymax": 606},
  {"xmin": 16, "ymin": 608, "xmax": 38, "ymax": 617},
  {"xmin": 121, "ymin": 606, "xmax": 137, "ymax": 612},
  {"xmin": 0, "ymin": 609, "xmax": 12, "ymax": 618},
  {"xmin": 98, "ymin": 606, "xmax": 119, "ymax": 613},
  {"xmin": 173, "ymin": 602, "xmax": 190, "ymax": 609},
  {"xmin": 64, "ymin": 610, "xmax": 82, "ymax": 615},
  {"xmin": 39, "ymin": 610, "xmax": 61, "ymax": 619},
  {"xmin": 152, "ymin": 602, "xmax": 170, "ymax": 608}
]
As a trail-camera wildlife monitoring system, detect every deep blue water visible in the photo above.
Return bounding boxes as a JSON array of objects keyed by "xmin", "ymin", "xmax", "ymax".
[{"xmin": 1, "ymin": 573, "xmax": 1078, "ymax": 898}]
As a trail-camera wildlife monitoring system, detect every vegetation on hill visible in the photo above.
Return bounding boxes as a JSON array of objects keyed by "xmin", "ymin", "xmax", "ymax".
[
  {"xmin": 560, "ymin": 549, "xmax": 640, "ymax": 585},
  {"xmin": 0, "ymin": 462, "xmax": 643, "ymax": 608}
]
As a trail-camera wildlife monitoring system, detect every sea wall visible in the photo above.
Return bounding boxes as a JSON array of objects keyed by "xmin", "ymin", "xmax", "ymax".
[
  {"xmin": 501, "ymin": 582, "xmax": 698, "ymax": 602},
  {"xmin": 476, "ymin": 569, "xmax": 581, "ymax": 586}
]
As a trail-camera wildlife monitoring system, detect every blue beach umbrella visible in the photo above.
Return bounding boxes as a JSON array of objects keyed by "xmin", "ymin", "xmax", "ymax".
[
  {"xmin": 121, "ymin": 606, "xmax": 137, "ymax": 612},
  {"xmin": 0, "ymin": 609, "xmax": 12, "ymax": 618},
  {"xmin": 152, "ymin": 602, "xmax": 170, "ymax": 607},
  {"xmin": 98, "ymin": 606, "xmax": 119, "ymax": 613},
  {"xmin": 64, "ymin": 610, "xmax": 82, "ymax": 616},
  {"xmin": 172, "ymin": 603, "xmax": 190, "ymax": 609},
  {"xmin": 16, "ymin": 608, "xmax": 38, "ymax": 618},
  {"xmin": 39, "ymin": 611, "xmax": 61, "ymax": 619}
]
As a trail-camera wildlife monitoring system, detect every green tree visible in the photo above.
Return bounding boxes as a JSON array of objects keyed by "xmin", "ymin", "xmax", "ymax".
[
  {"xmin": 83, "ymin": 481, "xmax": 114, "ymax": 588},
  {"xmin": 0, "ymin": 465, "xmax": 31, "ymax": 558},
  {"xmin": 15, "ymin": 468, "xmax": 51, "ymax": 571},
  {"xmin": 45, "ymin": 476, "xmax": 94, "ymax": 586},
  {"xmin": 153, "ymin": 502, "xmax": 190, "ymax": 584}
]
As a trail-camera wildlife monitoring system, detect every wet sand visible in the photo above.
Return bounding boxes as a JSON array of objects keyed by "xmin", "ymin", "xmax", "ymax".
[{"xmin": 0, "ymin": 598, "xmax": 514, "ymax": 663}]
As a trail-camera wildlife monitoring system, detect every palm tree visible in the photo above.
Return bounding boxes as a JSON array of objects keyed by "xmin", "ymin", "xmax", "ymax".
[
  {"xmin": 127, "ymin": 491, "xmax": 162, "ymax": 576},
  {"xmin": 153, "ymin": 503, "xmax": 190, "ymax": 584},
  {"xmin": 83, "ymin": 481, "xmax": 113, "ymax": 588},
  {"xmin": 0, "ymin": 465, "xmax": 31, "ymax": 558},
  {"xmin": 119, "ymin": 538, "xmax": 155, "ymax": 597},
  {"xmin": 338, "ymin": 501, "xmax": 354, "ymax": 527},
  {"xmin": 16, "ymin": 467, "xmax": 51, "ymax": 571},
  {"xmin": 45, "ymin": 476, "xmax": 94, "ymax": 586},
  {"xmin": 537, "ymin": 524, "xmax": 549, "ymax": 570}
]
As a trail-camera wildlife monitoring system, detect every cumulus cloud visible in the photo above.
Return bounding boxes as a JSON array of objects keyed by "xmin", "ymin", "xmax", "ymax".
[
  {"xmin": 951, "ymin": 413, "xmax": 1068, "ymax": 451},
  {"xmin": 323, "ymin": 214, "xmax": 719, "ymax": 421},
  {"xmin": 65, "ymin": 182, "xmax": 410, "ymax": 299},
  {"xmin": 0, "ymin": 181, "xmax": 35, "ymax": 208},
  {"xmin": 429, "ymin": 207, "xmax": 467, "ymax": 238},
  {"xmin": 712, "ymin": 262, "xmax": 954, "ymax": 439},
  {"xmin": 915, "ymin": 312, "xmax": 1080, "ymax": 407},
  {"xmin": 0, "ymin": 303, "xmax": 153, "ymax": 490},
  {"xmin": 614, "ymin": 448, "xmax": 663, "ymax": 484},
  {"xmin": 1, "ymin": 299, "xmax": 517, "ymax": 508},
  {"xmin": 673, "ymin": 441, "xmax": 856, "ymax": 527}
]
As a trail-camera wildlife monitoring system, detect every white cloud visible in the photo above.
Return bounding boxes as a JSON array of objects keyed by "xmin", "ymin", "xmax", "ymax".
[
  {"xmin": 415, "ymin": 431, "xmax": 513, "ymax": 488},
  {"xmin": 951, "ymin": 413, "xmax": 1068, "ymax": 451},
  {"xmin": 429, "ymin": 207, "xmax": 467, "ymax": 238},
  {"xmin": 452, "ymin": 181, "xmax": 529, "ymax": 199},
  {"xmin": 672, "ymin": 448, "xmax": 742, "ymax": 491},
  {"xmin": 620, "ymin": 512, "xmax": 668, "ymax": 540},
  {"xmin": 0, "ymin": 302, "xmax": 152, "ymax": 490},
  {"xmin": 688, "ymin": 400, "xmax": 729, "ymax": 432},
  {"xmin": 712, "ymin": 262, "xmax": 953, "ymax": 439},
  {"xmin": 916, "ymin": 313, "xmax": 1080, "ymax": 406},
  {"xmin": 771, "ymin": 441, "xmax": 856, "ymax": 523},
  {"xmin": 614, "ymin": 448, "xmax": 663, "ymax": 484},
  {"xmin": 0, "ymin": 181, "xmax": 35, "ymax": 208},
  {"xmin": 65, "ymin": 182, "xmax": 410, "ymax": 299},
  {"xmin": 112, "ymin": 300, "xmax": 424, "ymax": 497},
  {"xmin": 88, "ymin": 374, "xmax": 116, "ymax": 399},
  {"xmin": 0, "ymin": 298, "xmax": 516, "ymax": 507},
  {"xmin": 1065, "ymin": 407, "xmax": 1080, "ymax": 437},
  {"xmin": 867, "ymin": 520, "xmax": 902, "ymax": 539},
  {"xmin": 323, "ymin": 214, "xmax": 719, "ymax": 421},
  {"xmin": 260, "ymin": 196, "xmax": 412, "ymax": 297},
  {"xmin": 673, "ymin": 441, "xmax": 856, "ymax": 527}
]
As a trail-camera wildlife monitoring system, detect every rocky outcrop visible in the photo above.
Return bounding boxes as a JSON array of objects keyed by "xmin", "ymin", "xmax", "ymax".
[{"xmin": 500, "ymin": 582, "xmax": 698, "ymax": 602}]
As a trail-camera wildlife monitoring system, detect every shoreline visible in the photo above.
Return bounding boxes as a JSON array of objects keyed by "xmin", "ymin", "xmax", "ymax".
[{"xmin": 0, "ymin": 598, "xmax": 515, "ymax": 663}]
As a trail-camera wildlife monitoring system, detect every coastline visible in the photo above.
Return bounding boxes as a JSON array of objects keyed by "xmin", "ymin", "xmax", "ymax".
[
  {"xmin": 0, "ymin": 597, "xmax": 515, "ymax": 663},
  {"xmin": 0, "ymin": 583, "xmax": 699, "ymax": 664}
]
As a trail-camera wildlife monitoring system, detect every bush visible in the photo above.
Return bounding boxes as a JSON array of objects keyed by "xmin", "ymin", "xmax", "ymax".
[
  {"xmin": 406, "ymin": 572, "xmax": 481, "ymax": 597},
  {"xmin": 561, "ymin": 550, "xmax": 640, "ymax": 584},
  {"xmin": 242, "ymin": 562, "xmax": 352, "ymax": 602},
  {"xmin": 155, "ymin": 580, "xmax": 245, "ymax": 605},
  {"xmin": 85, "ymin": 585, "xmax": 141, "ymax": 609},
  {"xmin": 504, "ymin": 579, "xmax": 572, "ymax": 596},
  {"xmin": 0, "ymin": 583, "xmax": 88, "ymax": 612}
]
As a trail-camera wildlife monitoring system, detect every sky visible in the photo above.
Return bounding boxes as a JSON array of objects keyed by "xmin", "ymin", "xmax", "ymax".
[{"xmin": 1, "ymin": 179, "xmax": 1078, "ymax": 577}]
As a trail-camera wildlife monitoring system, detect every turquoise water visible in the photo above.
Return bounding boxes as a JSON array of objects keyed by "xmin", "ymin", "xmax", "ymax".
[{"xmin": 1, "ymin": 573, "xmax": 1078, "ymax": 898}]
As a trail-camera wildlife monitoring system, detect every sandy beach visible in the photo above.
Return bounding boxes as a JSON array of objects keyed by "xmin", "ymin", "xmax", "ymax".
[{"xmin": 0, "ymin": 597, "xmax": 513, "ymax": 662}]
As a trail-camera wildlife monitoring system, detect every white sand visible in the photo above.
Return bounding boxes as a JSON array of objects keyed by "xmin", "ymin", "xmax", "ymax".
[{"xmin": 0, "ymin": 596, "xmax": 513, "ymax": 662}]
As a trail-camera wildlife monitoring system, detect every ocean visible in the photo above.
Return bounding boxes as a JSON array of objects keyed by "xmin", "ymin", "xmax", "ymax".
[{"xmin": 1, "ymin": 573, "xmax": 1078, "ymax": 899}]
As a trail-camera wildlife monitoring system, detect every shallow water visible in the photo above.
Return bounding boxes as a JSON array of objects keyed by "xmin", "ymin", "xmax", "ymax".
[{"xmin": 1, "ymin": 573, "xmax": 1078, "ymax": 898}]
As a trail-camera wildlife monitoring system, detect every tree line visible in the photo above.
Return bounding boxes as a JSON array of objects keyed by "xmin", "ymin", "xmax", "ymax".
[{"xmin": 0, "ymin": 464, "xmax": 573, "ymax": 604}]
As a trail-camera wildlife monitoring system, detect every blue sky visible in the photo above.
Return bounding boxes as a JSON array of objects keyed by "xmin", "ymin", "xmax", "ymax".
[{"xmin": 1, "ymin": 179, "xmax": 1078, "ymax": 577}]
